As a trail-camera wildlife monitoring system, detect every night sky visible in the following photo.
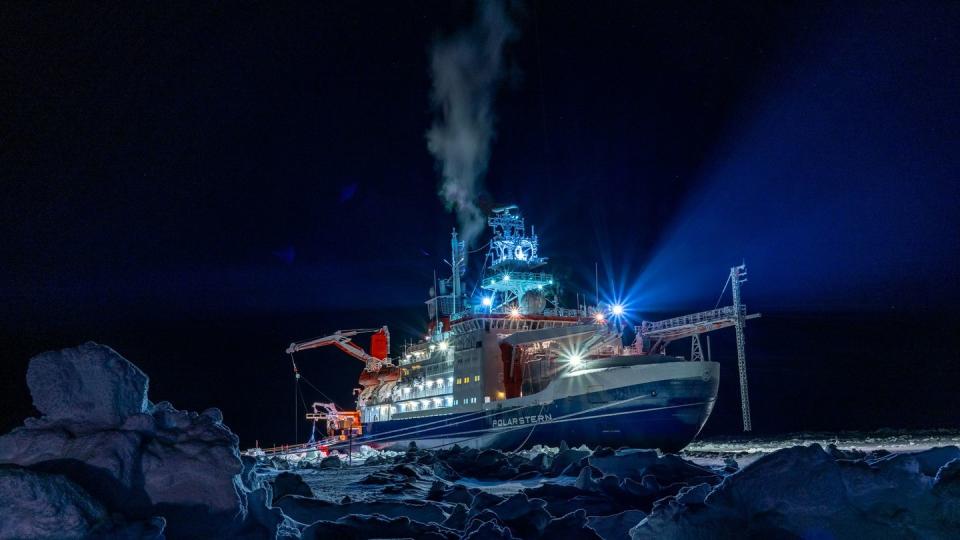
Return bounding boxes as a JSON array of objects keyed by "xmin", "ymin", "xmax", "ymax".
[{"xmin": 2, "ymin": 1, "xmax": 958, "ymax": 448}]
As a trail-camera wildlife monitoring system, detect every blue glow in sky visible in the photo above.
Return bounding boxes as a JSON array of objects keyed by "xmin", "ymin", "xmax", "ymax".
[{"xmin": 632, "ymin": 4, "xmax": 959, "ymax": 313}]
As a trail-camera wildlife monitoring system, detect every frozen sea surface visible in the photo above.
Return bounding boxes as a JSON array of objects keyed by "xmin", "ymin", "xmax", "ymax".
[
  {"xmin": 685, "ymin": 429, "xmax": 960, "ymax": 467},
  {"xmin": 267, "ymin": 429, "xmax": 960, "ymax": 497},
  {"xmin": 250, "ymin": 430, "xmax": 960, "ymax": 538},
  {"xmin": 9, "ymin": 344, "xmax": 957, "ymax": 538}
]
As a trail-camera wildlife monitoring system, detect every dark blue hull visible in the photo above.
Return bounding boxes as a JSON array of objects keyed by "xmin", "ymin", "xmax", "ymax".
[{"xmin": 350, "ymin": 374, "xmax": 717, "ymax": 453}]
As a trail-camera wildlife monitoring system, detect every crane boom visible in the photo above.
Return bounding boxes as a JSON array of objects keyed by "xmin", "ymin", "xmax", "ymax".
[{"xmin": 286, "ymin": 327, "xmax": 392, "ymax": 371}]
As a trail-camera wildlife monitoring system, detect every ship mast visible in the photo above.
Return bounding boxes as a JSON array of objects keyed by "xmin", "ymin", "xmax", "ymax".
[{"xmin": 449, "ymin": 229, "xmax": 465, "ymax": 316}]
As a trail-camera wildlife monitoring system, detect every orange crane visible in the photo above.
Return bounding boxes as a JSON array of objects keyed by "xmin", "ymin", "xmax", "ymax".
[
  {"xmin": 284, "ymin": 327, "xmax": 396, "ymax": 449},
  {"xmin": 286, "ymin": 327, "xmax": 393, "ymax": 372}
]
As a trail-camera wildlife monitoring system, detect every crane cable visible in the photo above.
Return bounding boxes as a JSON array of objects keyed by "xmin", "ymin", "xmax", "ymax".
[
  {"xmin": 289, "ymin": 352, "xmax": 339, "ymax": 404},
  {"xmin": 467, "ymin": 239, "xmax": 491, "ymax": 254},
  {"xmin": 296, "ymin": 380, "xmax": 309, "ymax": 416},
  {"xmin": 469, "ymin": 251, "xmax": 491, "ymax": 299},
  {"xmin": 290, "ymin": 351, "xmax": 341, "ymax": 444},
  {"xmin": 298, "ymin": 371, "xmax": 338, "ymax": 405},
  {"xmin": 714, "ymin": 273, "xmax": 732, "ymax": 310},
  {"xmin": 290, "ymin": 354, "xmax": 300, "ymax": 443}
]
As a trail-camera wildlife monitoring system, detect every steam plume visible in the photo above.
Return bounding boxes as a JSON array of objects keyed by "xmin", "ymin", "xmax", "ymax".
[{"xmin": 427, "ymin": 0, "xmax": 517, "ymax": 245}]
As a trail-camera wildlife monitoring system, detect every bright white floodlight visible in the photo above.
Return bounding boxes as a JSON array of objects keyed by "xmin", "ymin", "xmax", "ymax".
[
  {"xmin": 481, "ymin": 297, "xmax": 493, "ymax": 307},
  {"xmin": 568, "ymin": 353, "xmax": 584, "ymax": 367},
  {"xmin": 611, "ymin": 304, "xmax": 625, "ymax": 316}
]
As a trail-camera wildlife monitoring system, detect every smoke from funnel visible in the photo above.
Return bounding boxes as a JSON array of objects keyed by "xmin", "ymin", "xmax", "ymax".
[{"xmin": 427, "ymin": 0, "xmax": 517, "ymax": 245}]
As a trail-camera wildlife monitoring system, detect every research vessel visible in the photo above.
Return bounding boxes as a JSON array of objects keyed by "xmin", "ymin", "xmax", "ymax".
[{"xmin": 284, "ymin": 206, "xmax": 756, "ymax": 454}]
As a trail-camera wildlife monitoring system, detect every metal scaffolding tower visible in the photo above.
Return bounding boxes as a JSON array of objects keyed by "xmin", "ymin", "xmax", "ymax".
[
  {"xmin": 636, "ymin": 264, "xmax": 758, "ymax": 433},
  {"xmin": 690, "ymin": 334, "xmax": 704, "ymax": 362},
  {"xmin": 730, "ymin": 264, "xmax": 752, "ymax": 432}
]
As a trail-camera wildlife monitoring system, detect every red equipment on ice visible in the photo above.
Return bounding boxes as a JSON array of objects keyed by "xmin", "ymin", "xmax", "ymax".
[{"xmin": 305, "ymin": 402, "xmax": 362, "ymax": 441}]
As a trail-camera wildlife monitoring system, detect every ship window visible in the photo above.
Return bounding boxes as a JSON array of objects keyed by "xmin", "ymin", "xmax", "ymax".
[
  {"xmin": 474, "ymin": 375, "xmax": 480, "ymax": 382},
  {"xmin": 484, "ymin": 396, "xmax": 490, "ymax": 403},
  {"xmin": 454, "ymin": 400, "xmax": 458, "ymax": 405}
]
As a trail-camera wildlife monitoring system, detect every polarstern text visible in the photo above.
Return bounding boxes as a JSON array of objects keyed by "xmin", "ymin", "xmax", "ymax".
[{"xmin": 492, "ymin": 414, "xmax": 552, "ymax": 428}]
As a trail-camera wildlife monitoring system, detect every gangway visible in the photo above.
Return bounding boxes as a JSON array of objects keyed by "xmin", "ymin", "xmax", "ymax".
[
  {"xmin": 638, "ymin": 305, "xmax": 760, "ymax": 350},
  {"xmin": 634, "ymin": 265, "xmax": 758, "ymax": 432}
]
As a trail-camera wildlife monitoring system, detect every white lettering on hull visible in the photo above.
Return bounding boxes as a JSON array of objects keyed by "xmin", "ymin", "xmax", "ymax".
[{"xmin": 492, "ymin": 413, "xmax": 553, "ymax": 428}]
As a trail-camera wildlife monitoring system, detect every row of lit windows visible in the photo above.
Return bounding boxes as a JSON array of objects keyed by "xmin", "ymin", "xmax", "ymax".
[
  {"xmin": 397, "ymin": 396, "xmax": 454, "ymax": 412},
  {"xmin": 394, "ymin": 395, "xmax": 484, "ymax": 411},
  {"xmin": 455, "ymin": 375, "xmax": 481, "ymax": 384}
]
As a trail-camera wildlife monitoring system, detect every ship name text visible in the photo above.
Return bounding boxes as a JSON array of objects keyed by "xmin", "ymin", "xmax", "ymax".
[{"xmin": 492, "ymin": 414, "xmax": 552, "ymax": 428}]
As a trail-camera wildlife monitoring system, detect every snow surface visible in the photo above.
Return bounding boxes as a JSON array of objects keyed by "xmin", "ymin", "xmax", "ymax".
[
  {"xmin": 26, "ymin": 341, "xmax": 149, "ymax": 427},
  {"xmin": 0, "ymin": 343, "xmax": 286, "ymax": 539},
  {"xmin": 248, "ymin": 433, "xmax": 960, "ymax": 539},
  {"xmin": 3, "ymin": 342, "xmax": 960, "ymax": 539}
]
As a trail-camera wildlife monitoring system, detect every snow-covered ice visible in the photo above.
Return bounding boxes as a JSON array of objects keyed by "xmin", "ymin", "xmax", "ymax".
[
  {"xmin": 2, "ymin": 342, "xmax": 959, "ymax": 539},
  {"xmin": 0, "ymin": 343, "xmax": 285, "ymax": 538}
]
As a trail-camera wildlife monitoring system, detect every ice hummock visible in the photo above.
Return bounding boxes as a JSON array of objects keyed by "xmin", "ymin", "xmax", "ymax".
[{"xmin": 2, "ymin": 343, "xmax": 959, "ymax": 539}]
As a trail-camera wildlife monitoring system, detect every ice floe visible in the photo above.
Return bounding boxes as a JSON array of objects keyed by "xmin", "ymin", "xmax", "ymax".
[{"xmin": 3, "ymin": 343, "xmax": 960, "ymax": 539}]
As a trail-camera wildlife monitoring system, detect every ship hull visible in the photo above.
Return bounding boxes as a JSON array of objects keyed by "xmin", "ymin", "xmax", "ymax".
[{"xmin": 353, "ymin": 361, "xmax": 719, "ymax": 453}]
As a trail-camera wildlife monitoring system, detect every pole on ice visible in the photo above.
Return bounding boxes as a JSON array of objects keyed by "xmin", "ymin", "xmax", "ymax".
[{"xmin": 730, "ymin": 264, "xmax": 753, "ymax": 432}]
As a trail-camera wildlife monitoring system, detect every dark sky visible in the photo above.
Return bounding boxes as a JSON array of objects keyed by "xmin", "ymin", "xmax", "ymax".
[{"xmin": 2, "ymin": 1, "xmax": 958, "ymax": 447}]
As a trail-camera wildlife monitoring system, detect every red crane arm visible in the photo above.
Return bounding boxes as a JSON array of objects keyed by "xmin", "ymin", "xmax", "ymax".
[{"xmin": 285, "ymin": 327, "xmax": 391, "ymax": 371}]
